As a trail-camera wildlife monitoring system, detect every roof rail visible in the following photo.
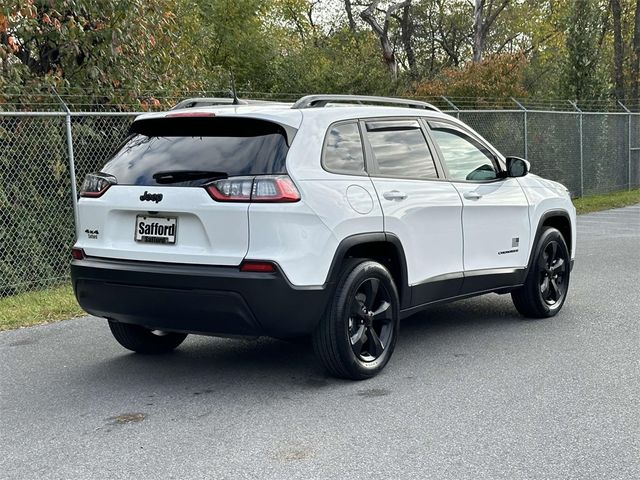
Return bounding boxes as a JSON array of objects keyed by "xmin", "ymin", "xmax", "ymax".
[
  {"xmin": 171, "ymin": 97, "xmax": 290, "ymax": 110},
  {"xmin": 291, "ymin": 94, "xmax": 441, "ymax": 112},
  {"xmin": 170, "ymin": 97, "xmax": 248, "ymax": 110}
]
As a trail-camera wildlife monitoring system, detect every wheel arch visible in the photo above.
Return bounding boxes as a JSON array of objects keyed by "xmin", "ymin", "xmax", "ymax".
[
  {"xmin": 325, "ymin": 233, "xmax": 410, "ymax": 309},
  {"xmin": 528, "ymin": 209, "xmax": 572, "ymax": 269}
]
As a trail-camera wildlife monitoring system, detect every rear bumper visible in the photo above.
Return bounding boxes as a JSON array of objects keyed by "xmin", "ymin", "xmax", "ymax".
[{"xmin": 71, "ymin": 257, "xmax": 330, "ymax": 338}]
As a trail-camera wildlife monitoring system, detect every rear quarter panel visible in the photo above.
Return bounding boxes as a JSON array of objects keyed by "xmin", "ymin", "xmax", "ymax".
[{"xmin": 248, "ymin": 111, "xmax": 384, "ymax": 287}]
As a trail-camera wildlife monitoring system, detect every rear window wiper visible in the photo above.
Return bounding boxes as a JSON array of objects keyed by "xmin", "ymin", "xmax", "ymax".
[{"xmin": 152, "ymin": 170, "xmax": 228, "ymax": 184}]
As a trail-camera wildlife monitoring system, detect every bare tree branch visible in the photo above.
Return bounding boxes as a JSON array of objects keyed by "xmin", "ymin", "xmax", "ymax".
[
  {"xmin": 360, "ymin": 1, "xmax": 411, "ymax": 78},
  {"xmin": 472, "ymin": 0, "xmax": 511, "ymax": 63}
]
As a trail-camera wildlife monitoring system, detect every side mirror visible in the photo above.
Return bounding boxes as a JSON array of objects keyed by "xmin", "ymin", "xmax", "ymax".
[{"xmin": 506, "ymin": 157, "xmax": 530, "ymax": 177}]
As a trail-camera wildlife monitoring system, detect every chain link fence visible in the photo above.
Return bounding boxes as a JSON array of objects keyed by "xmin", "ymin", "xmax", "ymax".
[{"xmin": 1, "ymin": 102, "xmax": 639, "ymax": 298}]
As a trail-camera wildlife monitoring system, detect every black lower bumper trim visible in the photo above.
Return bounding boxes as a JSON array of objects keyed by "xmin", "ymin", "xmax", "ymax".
[{"xmin": 71, "ymin": 257, "xmax": 330, "ymax": 338}]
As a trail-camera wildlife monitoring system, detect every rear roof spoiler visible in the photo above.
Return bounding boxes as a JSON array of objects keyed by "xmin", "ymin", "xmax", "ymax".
[{"xmin": 131, "ymin": 113, "xmax": 298, "ymax": 146}]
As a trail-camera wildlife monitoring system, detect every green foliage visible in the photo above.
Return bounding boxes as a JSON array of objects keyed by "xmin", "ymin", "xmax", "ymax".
[
  {"xmin": 1, "ymin": 1, "xmax": 210, "ymax": 107},
  {"xmin": 1, "ymin": 0, "xmax": 638, "ymax": 104},
  {"xmin": 0, "ymin": 116, "xmax": 72, "ymax": 295},
  {"xmin": 196, "ymin": 0, "xmax": 279, "ymax": 91},
  {"xmin": 562, "ymin": 0, "xmax": 610, "ymax": 100},
  {"xmin": 270, "ymin": 29, "xmax": 395, "ymax": 95}
]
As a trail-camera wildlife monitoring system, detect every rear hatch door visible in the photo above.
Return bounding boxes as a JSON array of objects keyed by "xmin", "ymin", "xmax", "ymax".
[{"xmin": 76, "ymin": 115, "xmax": 293, "ymax": 266}]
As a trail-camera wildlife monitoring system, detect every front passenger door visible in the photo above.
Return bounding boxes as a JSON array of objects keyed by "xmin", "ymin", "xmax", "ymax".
[{"xmin": 427, "ymin": 121, "xmax": 531, "ymax": 279}]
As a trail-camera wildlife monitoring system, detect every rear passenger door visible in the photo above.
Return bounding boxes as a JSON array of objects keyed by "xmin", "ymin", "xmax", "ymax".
[
  {"xmin": 426, "ymin": 120, "xmax": 531, "ymax": 279},
  {"xmin": 363, "ymin": 118, "xmax": 464, "ymax": 306}
]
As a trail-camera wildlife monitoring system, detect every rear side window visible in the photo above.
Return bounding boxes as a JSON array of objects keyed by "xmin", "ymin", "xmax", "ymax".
[
  {"xmin": 101, "ymin": 117, "xmax": 291, "ymax": 186},
  {"xmin": 365, "ymin": 120, "xmax": 438, "ymax": 179},
  {"xmin": 323, "ymin": 122, "xmax": 366, "ymax": 175}
]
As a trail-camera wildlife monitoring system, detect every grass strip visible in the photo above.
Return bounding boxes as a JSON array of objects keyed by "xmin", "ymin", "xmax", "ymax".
[
  {"xmin": 573, "ymin": 189, "xmax": 640, "ymax": 214},
  {"xmin": 0, "ymin": 285, "xmax": 83, "ymax": 332}
]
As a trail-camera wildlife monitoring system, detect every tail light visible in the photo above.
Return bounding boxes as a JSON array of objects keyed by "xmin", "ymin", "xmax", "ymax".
[
  {"xmin": 71, "ymin": 247, "xmax": 85, "ymax": 260},
  {"xmin": 206, "ymin": 176, "xmax": 254, "ymax": 201},
  {"xmin": 205, "ymin": 175, "xmax": 300, "ymax": 203},
  {"xmin": 80, "ymin": 173, "xmax": 117, "ymax": 198}
]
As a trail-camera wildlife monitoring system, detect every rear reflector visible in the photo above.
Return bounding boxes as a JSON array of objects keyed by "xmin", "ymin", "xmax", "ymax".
[
  {"xmin": 240, "ymin": 261, "xmax": 276, "ymax": 273},
  {"xmin": 205, "ymin": 175, "xmax": 300, "ymax": 203},
  {"xmin": 71, "ymin": 248, "xmax": 85, "ymax": 260}
]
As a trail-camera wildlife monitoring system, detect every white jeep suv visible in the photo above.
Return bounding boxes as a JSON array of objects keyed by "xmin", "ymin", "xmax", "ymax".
[{"xmin": 71, "ymin": 95, "xmax": 576, "ymax": 380}]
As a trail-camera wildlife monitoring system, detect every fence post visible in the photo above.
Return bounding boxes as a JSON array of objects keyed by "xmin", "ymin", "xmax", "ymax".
[
  {"xmin": 52, "ymin": 88, "xmax": 79, "ymax": 239},
  {"xmin": 511, "ymin": 97, "xmax": 528, "ymax": 160},
  {"xmin": 441, "ymin": 96, "xmax": 460, "ymax": 119},
  {"xmin": 618, "ymin": 101, "xmax": 632, "ymax": 191},
  {"xmin": 569, "ymin": 100, "xmax": 584, "ymax": 197}
]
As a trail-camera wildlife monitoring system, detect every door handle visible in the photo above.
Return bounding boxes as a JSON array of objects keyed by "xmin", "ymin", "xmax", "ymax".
[
  {"xmin": 463, "ymin": 191, "xmax": 483, "ymax": 200},
  {"xmin": 383, "ymin": 190, "xmax": 407, "ymax": 200}
]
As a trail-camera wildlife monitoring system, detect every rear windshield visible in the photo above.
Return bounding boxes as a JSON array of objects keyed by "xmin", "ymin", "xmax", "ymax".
[{"xmin": 101, "ymin": 117, "xmax": 291, "ymax": 186}]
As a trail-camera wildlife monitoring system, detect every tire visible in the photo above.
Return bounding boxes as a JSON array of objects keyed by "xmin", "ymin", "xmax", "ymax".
[
  {"xmin": 312, "ymin": 259, "xmax": 400, "ymax": 380},
  {"xmin": 512, "ymin": 227, "xmax": 571, "ymax": 318},
  {"xmin": 108, "ymin": 320, "xmax": 187, "ymax": 354}
]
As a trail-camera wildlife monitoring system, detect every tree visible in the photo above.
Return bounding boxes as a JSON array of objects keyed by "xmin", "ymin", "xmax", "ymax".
[
  {"xmin": 359, "ymin": 1, "xmax": 411, "ymax": 78},
  {"xmin": 632, "ymin": 0, "xmax": 640, "ymax": 106},
  {"xmin": 344, "ymin": 0, "xmax": 357, "ymax": 32},
  {"xmin": 472, "ymin": 0, "xmax": 511, "ymax": 63},
  {"xmin": 563, "ymin": 0, "xmax": 609, "ymax": 100},
  {"xmin": 412, "ymin": 53, "xmax": 528, "ymax": 100},
  {"xmin": 414, "ymin": 0, "xmax": 470, "ymax": 71},
  {"xmin": 0, "ymin": 0, "xmax": 208, "ymax": 108},
  {"xmin": 196, "ymin": 0, "xmax": 281, "ymax": 91},
  {"xmin": 611, "ymin": 0, "xmax": 625, "ymax": 99}
]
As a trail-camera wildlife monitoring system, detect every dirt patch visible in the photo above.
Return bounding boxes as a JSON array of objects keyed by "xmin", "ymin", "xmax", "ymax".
[
  {"xmin": 357, "ymin": 388, "xmax": 390, "ymax": 398},
  {"xmin": 108, "ymin": 413, "xmax": 146, "ymax": 425},
  {"xmin": 274, "ymin": 447, "xmax": 314, "ymax": 462}
]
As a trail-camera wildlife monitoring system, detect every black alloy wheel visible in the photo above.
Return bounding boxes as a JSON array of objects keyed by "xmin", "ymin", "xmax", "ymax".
[
  {"xmin": 538, "ymin": 240, "xmax": 568, "ymax": 306},
  {"xmin": 348, "ymin": 278, "xmax": 394, "ymax": 362},
  {"xmin": 313, "ymin": 259, "xmax": 400, "ymax": 380},
  {"xmin": 512, "ymin": 227, "xmax": 571, "ymax": 318}
]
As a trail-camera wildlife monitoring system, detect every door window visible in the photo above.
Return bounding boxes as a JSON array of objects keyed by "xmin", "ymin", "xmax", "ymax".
[
  {"xmin": 365, "ymin": 120, "xmax": 438, "ymax": 179},
  {"xmin": 429, "ymin": 122, "xmax": 498, "ymax": 181},
  {"xmin": 323, "ymin": 122, "xmax": 366, "ymax": 175}
]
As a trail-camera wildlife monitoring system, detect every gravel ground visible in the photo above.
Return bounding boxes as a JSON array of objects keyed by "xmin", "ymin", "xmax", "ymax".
[{"xmin": 1, "ymin": 205, "xmax": 639, "ymax": 480}]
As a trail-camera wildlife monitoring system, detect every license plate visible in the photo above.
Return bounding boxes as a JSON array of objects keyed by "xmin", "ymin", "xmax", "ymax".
[{"xmin": 135, "ymin": 215, "xmax": 177, "ymax": 244}]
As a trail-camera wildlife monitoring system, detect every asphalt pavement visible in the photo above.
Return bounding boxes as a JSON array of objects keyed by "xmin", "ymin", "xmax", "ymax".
[{"xmin": 1, "ymin": 205, "xmax": 639, "ymax": 480}]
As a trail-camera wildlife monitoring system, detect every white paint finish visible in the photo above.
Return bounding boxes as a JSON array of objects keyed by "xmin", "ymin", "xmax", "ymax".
[
  {"xmin": 518, "ymin": 174, "xmax": 577, "ymax": 259},
  {"xmin": 369, "ymin": 177, "xmax": 464, "ymax": 285},
  {"xmin": 246, "ymin": 201, "xmax": 337, "ymax": 286},
  {"xmin": 453, "ymin": 179, "xmax": 531, "ymax": 271},
  {"xmin": 250, "ymin": 177, "xmax": 384, "ymax": 286},
  {"xmin": 75, "ymin": 185, "xmax": 249, "ymax": 265},
  {"xmin": 346, "ymin": 185, "xmax": 374, "ymax": 214},
  {"xmin": 75, "ymin": 105, "xmax": 579, "ymax": 294}
]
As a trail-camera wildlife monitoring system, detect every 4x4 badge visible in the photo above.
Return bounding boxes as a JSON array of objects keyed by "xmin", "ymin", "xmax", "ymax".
[{"xmin": 140, "ymin": 191, "xmax": 163, "ymax": 203}]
